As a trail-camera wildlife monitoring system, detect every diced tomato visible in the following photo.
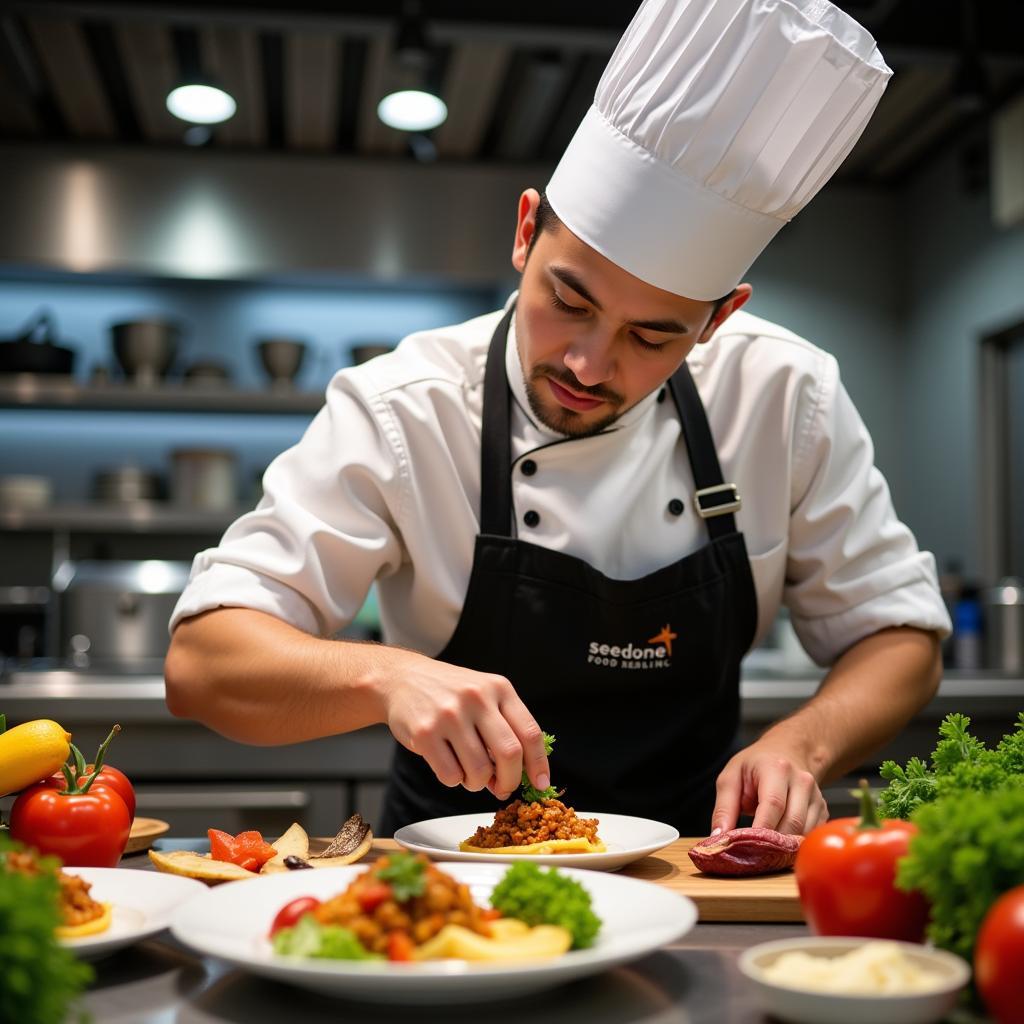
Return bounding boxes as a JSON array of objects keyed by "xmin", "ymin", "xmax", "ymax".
[
  {"xmin": 357, "ymin": 882, "xmax": 393, "ymax": 913},
  {"xmin": 387, "ymin": 930, "xmax": 415, "ymax": 962},
  {"xmin": 208, "ymin": 828, "xmax": 238, "ymax": 863},
  {"xmin": 207, "ymin": 828, "xmax": 277, "ymax": 872}
]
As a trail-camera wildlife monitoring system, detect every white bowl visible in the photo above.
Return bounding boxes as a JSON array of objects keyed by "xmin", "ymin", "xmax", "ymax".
[{"xmin": 738, "ymin": 936, "xmax": 970, "ymax": 1024}]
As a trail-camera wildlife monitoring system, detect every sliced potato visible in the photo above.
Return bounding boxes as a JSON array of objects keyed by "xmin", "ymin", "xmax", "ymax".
[
  {"xmin": 415, "ymin": 922, "xmax": 572, "ymax": 962},
  {"xmin": 260, "ymin": 822, "xmax": 311, "ymax": 874},
  {"xmin": 458, "ymin": 836, "xmax": 606, "ymax": 855},
  {"xmin": 147, "ymin": 849, "xmax": 254, "ymax": 883}
]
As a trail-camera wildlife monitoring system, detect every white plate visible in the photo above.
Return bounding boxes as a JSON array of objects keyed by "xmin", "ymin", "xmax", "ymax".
[
  {"xmin": 394, "ymin": 811, "xmax": 679, "ymax": 871},
  {"xmin": 59, "ymin": 867, "xmax": 208, "ymax": 960},
  {"xmin": 738, "ymin": 937, "xmax": 970, "ymax": 1024},
  {"xmin": 170, "ymin": 861, "xmax": 697, "ymax": 1004}
]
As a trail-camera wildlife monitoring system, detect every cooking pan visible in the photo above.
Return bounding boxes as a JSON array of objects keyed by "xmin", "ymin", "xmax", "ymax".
[{"xmin": 0, "ymin": 309, "xmax": 76, "ymax": 375}]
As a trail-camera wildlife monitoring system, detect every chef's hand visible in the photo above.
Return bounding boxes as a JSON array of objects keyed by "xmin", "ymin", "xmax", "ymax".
[
  {"xmin": 709, "ymin": 741, "xmax": 829, "ymax": 836},
  {"xmin": 377, "ymin": 652, "xmax": 550, "ymax": 801}
]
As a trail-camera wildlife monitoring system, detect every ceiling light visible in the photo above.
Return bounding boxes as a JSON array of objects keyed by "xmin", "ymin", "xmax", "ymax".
[
  {"xmin": 166, "ymin": 82, "xmax": 236, "ymax": 125},
  {"xmin": 377, "ymin": 89, "xmax": 447, "ymax": 132}
]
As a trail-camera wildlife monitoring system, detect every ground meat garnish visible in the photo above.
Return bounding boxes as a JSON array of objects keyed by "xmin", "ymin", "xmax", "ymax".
[
  {"xmin": 57, "ymin": 873, "xmax": 105, "ymax": 928},
  {"xmin": 465, "ymin": 798, "xmax": 601, "ymax": 848},
  {"xmin": 4, "ymin": 847, "xmax": 105, "ymax": 927}
]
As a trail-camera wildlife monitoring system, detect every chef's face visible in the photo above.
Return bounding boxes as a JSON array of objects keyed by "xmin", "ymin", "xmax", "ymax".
[{"xmin": 511, "ymin": 189, "xmax": 751, "ymax": 438}]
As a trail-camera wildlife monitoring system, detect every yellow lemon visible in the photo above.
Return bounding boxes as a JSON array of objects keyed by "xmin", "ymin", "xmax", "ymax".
[{"xmin": 0, "ymin": 719, "xmax": 72, "ymax": 796}]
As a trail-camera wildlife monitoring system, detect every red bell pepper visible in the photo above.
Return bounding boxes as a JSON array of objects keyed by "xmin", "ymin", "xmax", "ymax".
[{"xmin": 794, "ymin": 779, "xmax": 929, "ymax": 942}]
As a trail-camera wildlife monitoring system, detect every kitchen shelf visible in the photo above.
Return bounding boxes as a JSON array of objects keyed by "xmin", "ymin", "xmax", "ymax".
[
  {"xmin": 0, "ymin": 502, "xmax": 246, "ymax": 534},
  {"xmin": 0, "ymin": 375, "xmax": 324, "ymax": 414}
]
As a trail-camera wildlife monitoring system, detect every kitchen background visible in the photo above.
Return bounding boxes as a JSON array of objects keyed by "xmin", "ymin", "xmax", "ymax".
[{"xmin": 0, "ymin": 0, "xmax": 1021, "ymax": 836}]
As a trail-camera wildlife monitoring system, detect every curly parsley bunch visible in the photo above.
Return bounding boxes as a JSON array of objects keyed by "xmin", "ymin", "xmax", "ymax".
[{"xmin": 878, "ymin": 712, "xmax": 1024, "ymax": 820}]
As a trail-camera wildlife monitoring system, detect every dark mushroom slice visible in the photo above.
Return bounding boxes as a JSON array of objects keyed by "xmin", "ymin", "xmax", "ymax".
[{"xmin": 313, "ymin": 813, "xmax": 371, "ymax": 859}]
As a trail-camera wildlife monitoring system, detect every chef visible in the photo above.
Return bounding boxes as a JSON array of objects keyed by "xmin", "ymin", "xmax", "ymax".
[{"xmin": 166, "ymin": 0, "xmax": 951, "ymax": 837}]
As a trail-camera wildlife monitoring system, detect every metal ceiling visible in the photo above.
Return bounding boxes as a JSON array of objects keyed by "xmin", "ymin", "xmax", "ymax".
[{"xmin": 1, "ymin": 1, "xmax": 1022, "ymax": 185}]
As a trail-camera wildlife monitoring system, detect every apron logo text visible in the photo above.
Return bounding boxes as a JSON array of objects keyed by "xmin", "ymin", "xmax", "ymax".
[{"xmin": 586, "ymin": 624, "xmax": 677, "ymax": 670}]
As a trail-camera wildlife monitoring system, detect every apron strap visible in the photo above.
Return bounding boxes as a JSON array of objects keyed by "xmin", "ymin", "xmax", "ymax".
[
  {"xmin": 668, "ymin": 362, "xmax": 740, "ymax": 540},
  {"xmin": 480, "ymin": 305, "xmax": 516, "ymax": 537}
]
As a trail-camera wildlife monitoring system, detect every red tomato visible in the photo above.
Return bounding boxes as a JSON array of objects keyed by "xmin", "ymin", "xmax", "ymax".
[
  {"xmin": 9, "ymin": 782, "xmax": 131, "ymax": 867},
  {"xmin": 975, "ymin": 885, "xmax": 1024, "ymax": 1024},
  {"xmin": 795, "ymin": 785, "xmax": 929, "ymax": 942},
  {"xmin": 269, "ymin": 896, "xmax": 321, "ymax": 937},
  {"xmin": 387, "ymin": 931, "xmax": 415, "ymax": 962},
  {"xmin": 357, "ymin": 882, "xmax": 393, "ymax": 913},
  {"xmin": 84, "ymin": 764, "xmax": 136, "ymax": 823}
]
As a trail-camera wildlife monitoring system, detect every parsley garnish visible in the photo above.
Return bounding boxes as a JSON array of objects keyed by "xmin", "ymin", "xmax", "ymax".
[
  {"xmin": 520, "ymin": 732, "xmax": 561, "ymax": 803},
  {"xmin": 377, "ymin": 852, "xmax": 426, "ymax": 901}
]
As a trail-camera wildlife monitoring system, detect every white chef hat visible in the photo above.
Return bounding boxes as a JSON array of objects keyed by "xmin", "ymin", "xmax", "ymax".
[{"xmin": 545, "ymin": 0, "xmax": 892, "ymax": 301}]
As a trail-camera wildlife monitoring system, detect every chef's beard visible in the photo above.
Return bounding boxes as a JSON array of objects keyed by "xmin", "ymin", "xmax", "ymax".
[{"xmin": 524, "ymin": 365, "xmax": 625, "ymax": 438}]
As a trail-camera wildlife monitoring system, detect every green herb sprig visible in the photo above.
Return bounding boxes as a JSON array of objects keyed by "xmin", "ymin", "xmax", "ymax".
[
  {"xmin": 878, "ymin": 712, "xmax": 1024, "ymax": 820},
  {"xmin": 520, "ymin": 732, "xmax": 560, "ymax": 803},
  {"xmin": 377, "ymin": 851, "xmax": 427, "ymax": 901}
]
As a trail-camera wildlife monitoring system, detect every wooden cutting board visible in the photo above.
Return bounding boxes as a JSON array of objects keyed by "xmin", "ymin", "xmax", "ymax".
[{"xmin": 620, "ymin": 838, "xmax": 803, "ymax": 923}]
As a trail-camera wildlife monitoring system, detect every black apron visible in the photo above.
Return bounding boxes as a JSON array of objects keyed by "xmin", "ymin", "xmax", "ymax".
[{"xmin": 381, "ymin": 307, "xmax": 758, "ymax": 835}]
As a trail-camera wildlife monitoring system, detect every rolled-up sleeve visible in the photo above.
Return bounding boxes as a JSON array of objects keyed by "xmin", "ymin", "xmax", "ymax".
[
  {"xmin": 784, "ymin": 357, "xmax": 952, "ymax": 666},
  {"xmin": 169, "ymin": 375, "xmax": 406, "ymax": 637}
]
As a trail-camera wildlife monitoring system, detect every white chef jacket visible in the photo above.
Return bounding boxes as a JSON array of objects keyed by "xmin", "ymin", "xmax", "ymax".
[{"xmin": 171, "ymin": 298, "xmax": 951, "ymax": 666}]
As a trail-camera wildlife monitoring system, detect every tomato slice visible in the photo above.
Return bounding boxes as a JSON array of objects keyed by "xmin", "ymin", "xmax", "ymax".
[
  {"xmin": 269, "ymin": 896, "xmax": 322, "ymax": 937},
  {"xmin": 387, "ymin": 931, "xmax": 416, "ymax": 962}
]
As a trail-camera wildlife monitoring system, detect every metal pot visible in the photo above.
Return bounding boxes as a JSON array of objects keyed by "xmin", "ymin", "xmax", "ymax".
[
  {"xmin": 985, "ymin": 577, "xmax": 1024, "ymax": 674},
  {"xmin": 53, "ymin": 560, "xmax": 191, "ymax": 668},
  {"xmin": 111, "ymin": 319, "xmax": 181, "ymax": 384},
  {"xmin": 0, "ymin": 309, "xmax": 76, "ymax": 375},
  {"xmin": 171, "ymin": 448, "xmax": 236, "ymax": 510}
]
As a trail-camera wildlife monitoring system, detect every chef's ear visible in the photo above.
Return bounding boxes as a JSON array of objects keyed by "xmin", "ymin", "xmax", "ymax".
[
  {"xmin": 511, "ymin": 189, "xmax": 542, "ymax": 273},
  {"xmin": 697, "ymin": 284, "xmax": 753, "ymax": 343}
]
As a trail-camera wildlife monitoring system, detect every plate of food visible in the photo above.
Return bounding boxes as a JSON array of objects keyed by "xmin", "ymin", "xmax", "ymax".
[
  {"xmin": 170, "ymin": 850, "xmax": 697, "ymax": 1003},
  {"xmin": 395, "ymin": 810, "xmax": 678, "ymax": 871},
  {"xmin": 395, "ymin": 733, "xmax": 678, "ymax": 871}
]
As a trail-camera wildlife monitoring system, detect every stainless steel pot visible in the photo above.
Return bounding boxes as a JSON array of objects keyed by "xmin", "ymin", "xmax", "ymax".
[
  {"xmin": 985, "ymin": 577, "xmax": 1024, "ymax": 674},
  {"xmin": 53, "ymin": 560, "xmax": 191, "ymax": 668},
  {"xmin": 93, "ymin": 466, "xmax": 165, "ymax": 504}
]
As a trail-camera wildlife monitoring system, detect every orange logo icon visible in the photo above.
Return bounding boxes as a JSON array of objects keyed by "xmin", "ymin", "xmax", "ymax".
[{"xmin": 647, "ymin": 624, "xmax": 677, "ymax": 658}]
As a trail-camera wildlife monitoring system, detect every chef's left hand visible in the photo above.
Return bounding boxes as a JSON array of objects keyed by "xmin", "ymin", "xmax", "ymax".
[{"xmin": 709, "ymin": 741, "xmax": 829, "ymax": 836}]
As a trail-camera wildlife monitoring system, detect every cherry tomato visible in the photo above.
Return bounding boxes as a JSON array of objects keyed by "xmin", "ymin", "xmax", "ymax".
[
  {"xmin": 269, "ymin": 896, "xmax": 322, "ymax": 937},
  {"xmin": 387, "ymin": 931, "xmax": 415, "ymax": 962},
  {"xmin": 10, "ymin": 782, "xmax": 131, "ymax": 867},
  {"xmin": 794, "ymin": 783, "xmax": 929, "ymax": 943},
  {"xmin": 357, "ymin": 882, "xmax": 393, "ymax": 913},
  {"xmin": 975, "ymin": 885, "xmax": 1024, "ymax": 1024}
]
